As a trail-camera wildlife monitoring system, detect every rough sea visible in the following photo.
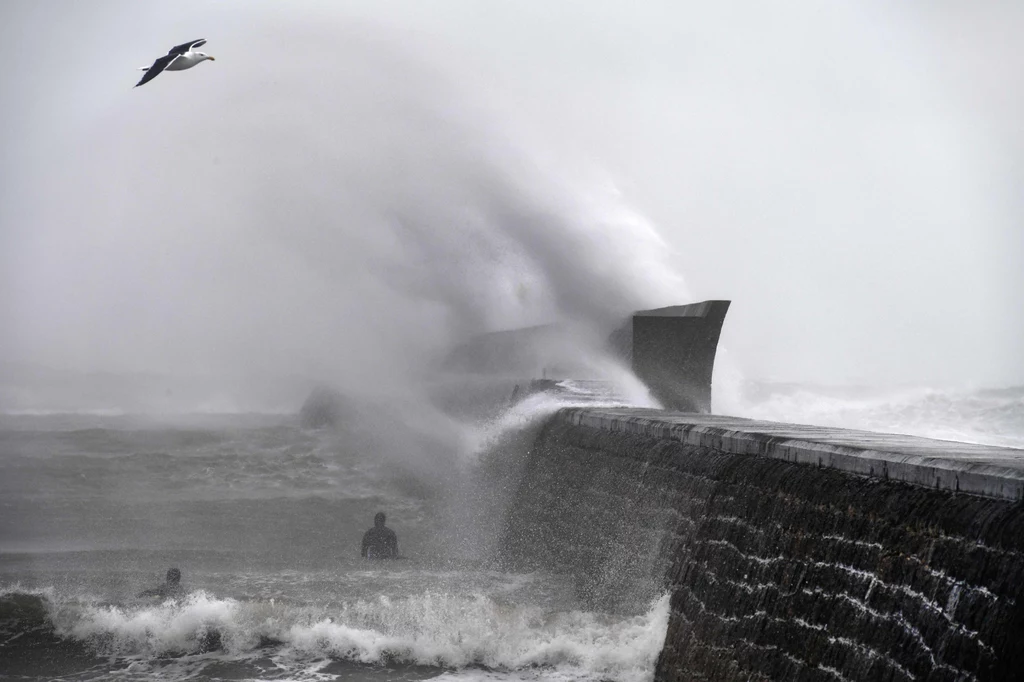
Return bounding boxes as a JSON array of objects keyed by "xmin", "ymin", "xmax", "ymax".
[
  {"xmin": 2, "ymin": 379, "xmax": 1022, "ymax": 681},
  {"xmin": 0, "ymin": 378, "xmax": 670, "ymax": 682}
]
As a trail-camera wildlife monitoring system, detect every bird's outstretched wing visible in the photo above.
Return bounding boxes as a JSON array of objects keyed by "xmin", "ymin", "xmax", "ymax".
[
  {"xmin": 135, "ymin": 54, "xmax": 178, "ymax": 87},
  {"xmin": 168, "ymin": 39, "xmax": 206, "ymax": 56}
]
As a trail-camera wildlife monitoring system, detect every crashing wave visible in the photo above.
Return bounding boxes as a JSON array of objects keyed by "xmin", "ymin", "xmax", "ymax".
[{"xmin": 0, "ymin": 587, "xmax": 669, "ymax": 682}]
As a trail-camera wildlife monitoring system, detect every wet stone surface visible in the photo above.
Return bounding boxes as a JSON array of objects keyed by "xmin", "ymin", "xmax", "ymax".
[{"xmin": 500, "ymin": 412, "xmax": 1024, "ymax": 682}]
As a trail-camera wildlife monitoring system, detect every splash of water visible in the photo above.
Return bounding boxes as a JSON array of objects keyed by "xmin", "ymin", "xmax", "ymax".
[
  {"xmin": 4, "ymin": 587, "xmax": 670, "ymax": 682},
  {"xmin": 6, "ymin": 16, "xmax": 690, "ymax": 408}
]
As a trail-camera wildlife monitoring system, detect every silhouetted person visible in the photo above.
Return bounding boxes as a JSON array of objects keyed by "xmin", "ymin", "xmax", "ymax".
[
  {"xmin": 361, "ymin": 512, "xmax": 398, "ymax": 559},
  {"xmin": 138, "ymin": 567, "xmax": 184, "ymax": 598}
]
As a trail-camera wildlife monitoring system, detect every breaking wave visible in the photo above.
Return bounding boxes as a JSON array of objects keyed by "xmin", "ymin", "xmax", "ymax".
[
  {"xmin": 1, "ymin": 587, "xmax": 669, "ymax": 682},
  {"xmin": 721, "ymin": 381, "xmax": 1024, "ymax": 448}
]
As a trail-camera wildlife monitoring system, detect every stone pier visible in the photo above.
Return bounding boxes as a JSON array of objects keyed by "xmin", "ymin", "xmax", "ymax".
[{"xmin": 499, "ymin": 409, "xmax": 1024, "ymax": 682}]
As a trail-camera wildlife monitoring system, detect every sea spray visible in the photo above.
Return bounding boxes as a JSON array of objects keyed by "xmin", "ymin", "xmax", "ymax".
[
  {"xmin": 436, "ymin": 378, "xmax": 656, "ymax": 565},
  {"xmin": 719, "ymin": 381, "xmax": 1024, "ymax": 448},
  {"xmin": 2, "ymin": 585, "xmax": 669, "ymax": 682},
  {"xmin": 6, "ymin": 15, "xmax": 690, "ymax": 414}
]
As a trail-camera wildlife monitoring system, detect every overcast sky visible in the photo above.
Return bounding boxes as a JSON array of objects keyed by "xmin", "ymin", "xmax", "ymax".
[{"xmin": 1, "ymin": 0, "xmax": 1022, "ymax": 391}]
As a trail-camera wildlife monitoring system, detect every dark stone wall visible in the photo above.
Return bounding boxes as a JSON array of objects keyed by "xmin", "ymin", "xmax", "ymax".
[
  {"xmin": 614, "ymin": 301, "xmax": 731, "ymax": 413},
  {"xmin": 499, "ymin": 415, "xmax": 1024, "ymax": 682},
  {"xmin": 442, "ymin": 300, "xmax": 731, "ymax": 413}
]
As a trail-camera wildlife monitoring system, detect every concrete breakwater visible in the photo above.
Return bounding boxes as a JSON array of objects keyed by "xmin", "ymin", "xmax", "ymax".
[{"xmin": 499, "ymin": 408, "xmax": 1024, "ymax": 682}]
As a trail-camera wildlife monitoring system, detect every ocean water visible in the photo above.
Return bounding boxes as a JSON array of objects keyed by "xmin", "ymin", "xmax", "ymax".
[
  {"xmin": 723, "ymin": 382, "xmax": 1024, "ymax": 449},
  {"xmin": 3, "ymin": 380, "xmax": 1022, "ymax": 681},
  {"xmin": 0, "ymin": 393, "xmax": 668, "ymax": 682}
]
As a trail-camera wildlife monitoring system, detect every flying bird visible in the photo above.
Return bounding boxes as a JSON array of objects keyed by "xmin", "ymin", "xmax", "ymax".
[{"xmin": 135, "ymin": 39, "xmax": 215, "ymax": 88}]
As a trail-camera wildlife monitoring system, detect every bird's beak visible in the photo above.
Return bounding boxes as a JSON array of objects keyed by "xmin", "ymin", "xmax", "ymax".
[{"xmin": 208, "ymin": 56, "xmax": 216, "ymax": 61}]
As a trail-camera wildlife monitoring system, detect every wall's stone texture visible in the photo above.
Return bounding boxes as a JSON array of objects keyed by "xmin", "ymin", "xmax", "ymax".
[{"xmin": 499, "ymin": 413, "xmax": 1024, "ymax": 682}]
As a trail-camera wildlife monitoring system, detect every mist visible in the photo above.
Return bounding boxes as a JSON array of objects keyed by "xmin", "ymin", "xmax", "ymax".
[
  {"xmin": 3, "ymin": 7, "xmax": 1021, "ymax": 679},
  {"xmin": 2, "ymin": 0, "xmax": 1022, "ymax": 414},
  {"xmin": 2, "ymin": 7, "xmax": 687, "ymax": 412}
]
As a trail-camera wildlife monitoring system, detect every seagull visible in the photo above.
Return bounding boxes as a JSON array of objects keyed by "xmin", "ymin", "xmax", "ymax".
[{"xmin": 135, "ymin": 39, "xmax": 215, "ymax": 88}]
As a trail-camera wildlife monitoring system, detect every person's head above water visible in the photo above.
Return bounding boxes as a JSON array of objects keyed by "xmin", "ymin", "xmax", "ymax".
[
  {"xmin": 374, "ymin": 512, "xmax": 386, "ymax": 528},
  {"xmin": 166, "ymin": 567, "xmax": 181, "ymax": 585}
]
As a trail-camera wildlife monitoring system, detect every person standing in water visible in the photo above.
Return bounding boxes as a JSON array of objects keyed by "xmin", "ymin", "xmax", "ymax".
[
  {"xmin": 361, "ymin": 512, "xmax": 399, "ymax": 559},
  {"xmin": 138, "ymin": 567, "xmax": 184, "ymax": 598}
]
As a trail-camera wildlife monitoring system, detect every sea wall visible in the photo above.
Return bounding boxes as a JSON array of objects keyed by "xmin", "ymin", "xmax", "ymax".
[
  {"xmin": 499, "ymin": 408, "xmax": 1024, "ymax": 682},
  {"xmin": 444, "ymin": 299, "xmax": 731, "ymax": 413}
]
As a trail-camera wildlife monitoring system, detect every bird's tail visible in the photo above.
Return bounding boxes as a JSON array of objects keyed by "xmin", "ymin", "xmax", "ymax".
[{"xmin": 138, "ymin": 66, "xmax": 150, "ymax": 71}]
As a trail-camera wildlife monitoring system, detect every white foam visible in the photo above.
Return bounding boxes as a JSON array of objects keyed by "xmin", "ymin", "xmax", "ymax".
[
  {"xmin": 285, "ymin": 593, "xmax": 670, "ymax": 682},
  {"xmin": 718, "ymin": 382, "xmax": 1024, "ymax": 448},
  {"xmin": 459, "ymin": 378, "xmax": 655, "ymax": 468},
  {"xmin": 53, "ymin": 591, "xmax": 244, "ymax": 655},
  {"xmin": 38, "ymin": 589, "xmax": 669, "ymax": 682}
]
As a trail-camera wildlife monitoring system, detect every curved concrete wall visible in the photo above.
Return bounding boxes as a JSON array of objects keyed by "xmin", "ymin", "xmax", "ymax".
[
  {"xmin": 444, "ymin": 299, "xmax": 731, "ymax": 413},
  {"xmin": 499, "ymin": 409, "xmax": 1024, "ymax": 682},
  {"xmin": 609, "ymin": 300, "xmax": 731, "ymax": 412}
]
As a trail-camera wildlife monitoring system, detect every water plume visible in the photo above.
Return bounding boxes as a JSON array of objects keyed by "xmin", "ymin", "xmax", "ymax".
[{"xmin": 6, "ymin": 16, "xmax": 688, "ymax": 412}]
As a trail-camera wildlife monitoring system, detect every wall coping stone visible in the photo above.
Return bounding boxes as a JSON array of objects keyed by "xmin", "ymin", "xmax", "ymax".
[{"xmin": 561, "ymin": 408, "xmax": 1024, "ymax": 501}]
